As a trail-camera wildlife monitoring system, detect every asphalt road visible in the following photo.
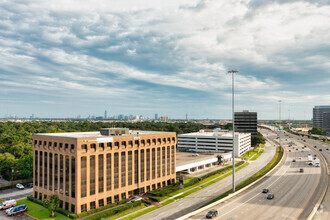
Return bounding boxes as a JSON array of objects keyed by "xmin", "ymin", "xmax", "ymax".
[
  {"xmin": 293, "ymin": 134, "xmax": 329, "ymax": 220},
  {"xmin": 0, "ymin": 187, "xmax": 33, "ymax": 201},
  {"xmin": 136, "ymin": 129, "xmax": 277, "ymax": 220},
  {"xmin": 186, "ymin": 130, "xmax": 326, "ymax": 220}
]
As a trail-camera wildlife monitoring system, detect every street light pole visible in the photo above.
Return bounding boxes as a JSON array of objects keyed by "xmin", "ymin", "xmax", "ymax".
[{"xmin": 228, "ymin": 70, "xmax": 238, "ymax": 193}]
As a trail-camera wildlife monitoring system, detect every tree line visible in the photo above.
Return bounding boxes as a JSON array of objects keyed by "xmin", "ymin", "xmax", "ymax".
[{"xmin": 0, "ymin": 121, "xmax": 233, "ymax": 181}]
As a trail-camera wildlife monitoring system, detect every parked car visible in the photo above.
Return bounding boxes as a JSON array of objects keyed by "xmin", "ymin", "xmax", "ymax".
[
  {"xmin": 267, "ymin": 194, "xmax": 274, "ymax": 199},
  {"xmin": 262, "ymin": 188, "xmax": 269, "ymax": 193},
  {"xmin": 6, "ymin": 204, "xmax": 27, "ymax": 216},
  {"xmin": 206, "ymin": 209, "xmax": 218, "ymax": 219},
  {"xmin": 25, "ymin": 183, "xmax": 33, "ymax": 188},
  {"xmin": 0, "ymin": 200, "xmax": 16, "ymax": 210},
  {"xmin": 16, "ymin": 183, "xmax": 24, "ymax": 190}
]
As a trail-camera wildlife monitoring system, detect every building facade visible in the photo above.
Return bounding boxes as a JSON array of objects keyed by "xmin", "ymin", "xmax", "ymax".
[
  {"xmin": 33, "ymin": 128, "xmax": 176, "ymax": 214},
  {"xmin": 313, "ymin": 105, "xmax": 330, "ymax": 128},
  {"xmin": 323, "ymin": 112, "xmax": 330, "ymax": 136},
  {"xmin": 234, "ymin": 110, "xmax": 258, "ymax": 135},
  {"xmin": 177, "ymin": 129, "xmax": 251, "ymax": 157}
]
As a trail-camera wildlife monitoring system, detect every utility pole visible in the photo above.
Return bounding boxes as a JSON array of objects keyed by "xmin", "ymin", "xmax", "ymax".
[{"xmin": 228, "ymin": 70, "xmax": 238, "ymax": 193}]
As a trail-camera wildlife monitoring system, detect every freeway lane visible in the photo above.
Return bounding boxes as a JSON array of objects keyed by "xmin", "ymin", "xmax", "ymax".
[
  {"xmin": 186, "ymin": 133, "xmax": 323, "ymax": 220},
  {"xmin": 136, "ymin": 129, "xmax": 276, "ymax": 220},
  {"xmin": 294, "ymin": 134, "xmax": 329, "ymax": 220}
]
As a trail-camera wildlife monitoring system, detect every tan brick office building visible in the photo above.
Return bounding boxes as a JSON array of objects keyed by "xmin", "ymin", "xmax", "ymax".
[{"xmin": 33, "ymin": 128, "xmax": 176, "ymax": 214}]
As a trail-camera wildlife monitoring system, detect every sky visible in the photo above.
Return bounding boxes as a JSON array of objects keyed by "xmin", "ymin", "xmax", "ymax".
[{"xmin": 0, "ymin": 0, "xmax": 329, "ymax": 120}]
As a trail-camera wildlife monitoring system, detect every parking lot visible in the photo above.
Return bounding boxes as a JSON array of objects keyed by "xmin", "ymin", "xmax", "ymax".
[{"xmin": 0, "ymin": 210, "xmax": 33, "ymax": 219}]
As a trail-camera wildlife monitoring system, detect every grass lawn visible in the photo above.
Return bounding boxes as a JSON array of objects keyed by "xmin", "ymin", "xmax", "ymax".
[
  {"xmin": 105, "ymin": 204, "xmax": 147, "ymax": 220},
  {"xmin": 17, "ymin": 198, "xmax": 70, "ymax": 220},
  {"xmin": 0, "ymin": 199, "xmax": 5, "ymax": 202}
]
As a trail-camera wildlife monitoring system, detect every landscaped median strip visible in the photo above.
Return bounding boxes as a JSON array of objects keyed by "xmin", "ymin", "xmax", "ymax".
[
  {"xmin": 176, "ymin": 146, "xmax": 284, "ymax": 220},
  {"xmin": 118, "ymin": 161, "xmax": 250, "ymax": 220}
]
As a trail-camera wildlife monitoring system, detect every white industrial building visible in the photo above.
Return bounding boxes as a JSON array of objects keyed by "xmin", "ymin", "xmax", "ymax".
[{"xmin": 177, "ymin": 129, "xmax": 251, "ymax": 157}]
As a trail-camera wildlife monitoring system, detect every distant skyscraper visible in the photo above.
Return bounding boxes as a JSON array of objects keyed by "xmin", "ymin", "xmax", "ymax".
[
  {"xmin": 104, "ymin": 110, "xmax": 108, "ymax": 119},
  {"xmin": 155, "ymin": 113, "xmax": 158, "ymax": 120},
  {"xmin": 234, "ymin": 110, "xmax": 258, "ymax": 135},
  {"xmin": 160, "ymin": 116, "xmax": 168, "ymax": 122},
  {"xmin": 313, "ymin": 105, "xmax": 330, "ymax": 128}
]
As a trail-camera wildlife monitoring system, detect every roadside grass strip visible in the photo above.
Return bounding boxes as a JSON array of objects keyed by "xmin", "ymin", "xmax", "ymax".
[
  {"xmin": 250, "ymin": 149, "xmax": 265, "ymax": 161},
  {"xmin": 106, "ymin": 204, "xmax": 147, "ymax": 220},
  {"xmin": 240, "ymin": 148, "xmax": 260, "ymax": 160},
  {"xmin": 121, "ymin": 207, "xmax": 158, "ymax": 220},
  {"xmin": 17, "ymin": 198, "xmax": 70, "ymax": 220},
  {"xmin": 203, "ymin": 146, "xmax": 283, "ymax": 206},
  {"xmin": 120, "ymin": 162, "xmax": 249, "ymax": 219}
]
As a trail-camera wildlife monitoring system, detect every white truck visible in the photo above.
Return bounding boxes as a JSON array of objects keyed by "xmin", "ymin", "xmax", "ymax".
[
  {"xmin": 315, "ymin": 159, "xmax": 320, "ymax": 167},
  {"xmin": 0, "ymin": 199, "xmax": 16, "ymax": 210},
  {"xmin": 308, "ymin": 156, "xmax": 313, "ymax": 165}
]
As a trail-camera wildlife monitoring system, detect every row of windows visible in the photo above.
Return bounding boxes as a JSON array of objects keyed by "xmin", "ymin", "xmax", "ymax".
[
  {"xmin": 81, "ymin": 146, "xmax": 175, "ymax": 198},
  {"xmin": 81, "ymin": 137, "xmax": 176, "ymax": 152},
  {"xmin": 34, "ymin": 151, "xmax": 76, "ymax": 198},
  {"xmin": 34, "ymin": 140, "xmax": 75, "ymax": 150}
]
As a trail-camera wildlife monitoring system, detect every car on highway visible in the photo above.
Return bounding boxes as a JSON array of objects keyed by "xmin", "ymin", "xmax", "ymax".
[
  {"xmin": 319, "ymin": 149, "xmax": 322, "ymax": 151},
  {"xmin": 327, "ymin": 148, "xmax": 329, "ymax": 151},
  {"xmin": 206, "ymin": 209, "xmax": 218, "ymax": 219},
  {"xmin": 267, "ymin": 194, "xmax": 274, "ymax": 200},
  {"xmin": 292, "ymin": 159, "xmax": 296, "ymax": 162},
  {"xmin": 301, "ymin": 150, "xmax": 304, "ymax": 152},
  {"xmin": 314, "ymin": 146, "xmax": 317, "ymax": 148},
  {"xmin": 299, "ymin": 157, "xmax": 302, "ymax": 159},
  {"xmin": 296, "ymin": 148, "xmax": 298, "ymax": 150},
  {"xmin": 16, "ymin": 183, "xmax": 24, "ymax": 190},
  {"xmin": 262, "ymin": 188, "xmax": 269, "ymax": 193},
  {"xmin": 300, "ymin": 168, "xmax": 304, "ymax": 173},
  {"xmin": 289, "ymin": 150, "xmax": 291, "ymax": 152}
]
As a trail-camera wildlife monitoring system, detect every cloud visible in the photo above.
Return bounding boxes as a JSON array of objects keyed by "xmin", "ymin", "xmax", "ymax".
[{"xmin": 0, "ymin": 0, "xmax": 329, "ymax": 119}]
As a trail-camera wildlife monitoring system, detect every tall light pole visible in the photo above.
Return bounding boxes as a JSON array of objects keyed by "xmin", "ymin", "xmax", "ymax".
[{"xmin": 228, "ymin": 70, "xmax": 238, "ymax": 193}]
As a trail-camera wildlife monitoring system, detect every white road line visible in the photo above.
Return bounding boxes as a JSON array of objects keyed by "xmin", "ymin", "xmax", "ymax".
[{"xmin": 215, "ymin": 161, "xmax": 292, "ymax": 219}]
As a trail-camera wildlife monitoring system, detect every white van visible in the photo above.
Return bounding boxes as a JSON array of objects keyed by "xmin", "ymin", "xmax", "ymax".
[{"xmin": 0, "ymin": 199, "xmax": 16, "ymax": 210}]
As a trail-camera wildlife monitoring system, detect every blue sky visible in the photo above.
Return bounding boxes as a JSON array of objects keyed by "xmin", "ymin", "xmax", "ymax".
[{"xmin": 0, "ymin": 0, "xmax": 329, "ymax": 120}]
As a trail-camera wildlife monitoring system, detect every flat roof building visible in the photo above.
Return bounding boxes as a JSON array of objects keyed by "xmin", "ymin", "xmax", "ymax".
[
  {"xmin": 313, "ymin": 105, "xmax": 330, "ymax": 128},
  {"xmin": 234, "ymin": 110, "xmax": 258, "ymax": 135},
  {"xmin": 177, "ymin": 129, "xmax": 251, "ymax": 157},
  {"xmin": 323, "ymin": 112, "xmax": 330, "ymax": 136},
  {"xmin": 33, "ymin": 128, "xmax": 176, "ymax": 214}
]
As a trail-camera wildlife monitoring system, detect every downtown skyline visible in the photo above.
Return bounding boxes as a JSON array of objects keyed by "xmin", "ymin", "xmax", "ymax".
[{"xmin": 0, "ymin": 0, "xmax": 329, "ymax": 120}]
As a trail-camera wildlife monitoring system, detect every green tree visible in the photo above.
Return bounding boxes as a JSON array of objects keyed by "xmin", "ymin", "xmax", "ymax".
[
  {"xmin": 0, "ymin": 152, "xmax": 17, "ymax": 180},
  {"xmin": 15, "ymin": 154, "xmax": 33, "ymax": 179},
  {"xmin": 44, "ymin": 195, "xmax": 60, "ymax": 218},
  {"xmin": 310, "ymin": 127, "xmax": 324, "ymax": 135}
]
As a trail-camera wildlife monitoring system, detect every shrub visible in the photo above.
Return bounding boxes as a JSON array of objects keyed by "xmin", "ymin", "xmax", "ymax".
[
  {"xmin": 141, "ymin": 199, "xmax": 152, "ymax": 206},
  {"xmin": 76, "ymin": 199, "xmax": 128, "ymax": 218}
]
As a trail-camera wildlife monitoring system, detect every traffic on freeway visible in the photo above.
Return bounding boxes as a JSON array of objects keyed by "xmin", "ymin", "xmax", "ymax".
[{"xmin": 184, "ymin": 129, "xmax": 327, "ymax": 220}]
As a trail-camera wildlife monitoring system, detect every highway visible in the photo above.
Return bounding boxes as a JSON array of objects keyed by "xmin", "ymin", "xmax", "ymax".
[
  {"xmin": 136, "ymin": 129, "xmax": 277, "ymax": 220},
  {"xmin": 293, "ymin": 133, "xmax": 329, "ymax": 220},
  {"xmin": 185, "ymin": 129, "xmax": 327, "ymax": 220}
]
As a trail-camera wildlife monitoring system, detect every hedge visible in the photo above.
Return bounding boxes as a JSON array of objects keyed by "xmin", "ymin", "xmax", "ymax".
[
  {"xmin": 86, "ymin": 201, "xmax": 141, "ymax": 220},
  {"xmin": 76, "ymin": 199, "xmax": 128, "ymax": 218}
]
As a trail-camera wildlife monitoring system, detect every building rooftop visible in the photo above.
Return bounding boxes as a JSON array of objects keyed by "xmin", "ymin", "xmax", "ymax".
[
  {"xmin": 34, "ymin": 129, "xmax": 173, "ymax": 139},
  {"xmin": 178, "ymin": 129, "xmax": 246, "ymax": 137}
]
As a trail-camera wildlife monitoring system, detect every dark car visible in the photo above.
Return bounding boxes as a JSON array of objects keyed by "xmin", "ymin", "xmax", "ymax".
[
  {"xmin": 206, "ymin": 209, "xmax": 218, "ymax": 219},
  {"xmin": 296, "ymin": 148, "xmax": 298, "ymax": 150},
  {"xmin": 25, "ymin": 183, "xmax": 33, "ymax": 188},
  {"xmin": 267, "ymin": 194, "xmax": 274, "ymax": 199},
  {"xmin": 314, "ymin": 146, "xmax": 317, "ymax": 148},
  {"xmin": 319, "ymin": 149, "xmax": 322, "ymax": 151},
  {"xmin": 300, "ymin": 168, "xmax": 304, "ymax": 173},
  {"xmin": 262, "ymin": 188, "xmax": 269, "ymax": 193},
  {"xmin": 289, "ymin": 150, "xmax": 291, "ymax": 152},
  {"xmin": 292, "ymin": 159, "xmax": 296, "ymax": 162},
  {"xmin": 327, "ymin": 148, "xmax": 329, "ymax": 151}
]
